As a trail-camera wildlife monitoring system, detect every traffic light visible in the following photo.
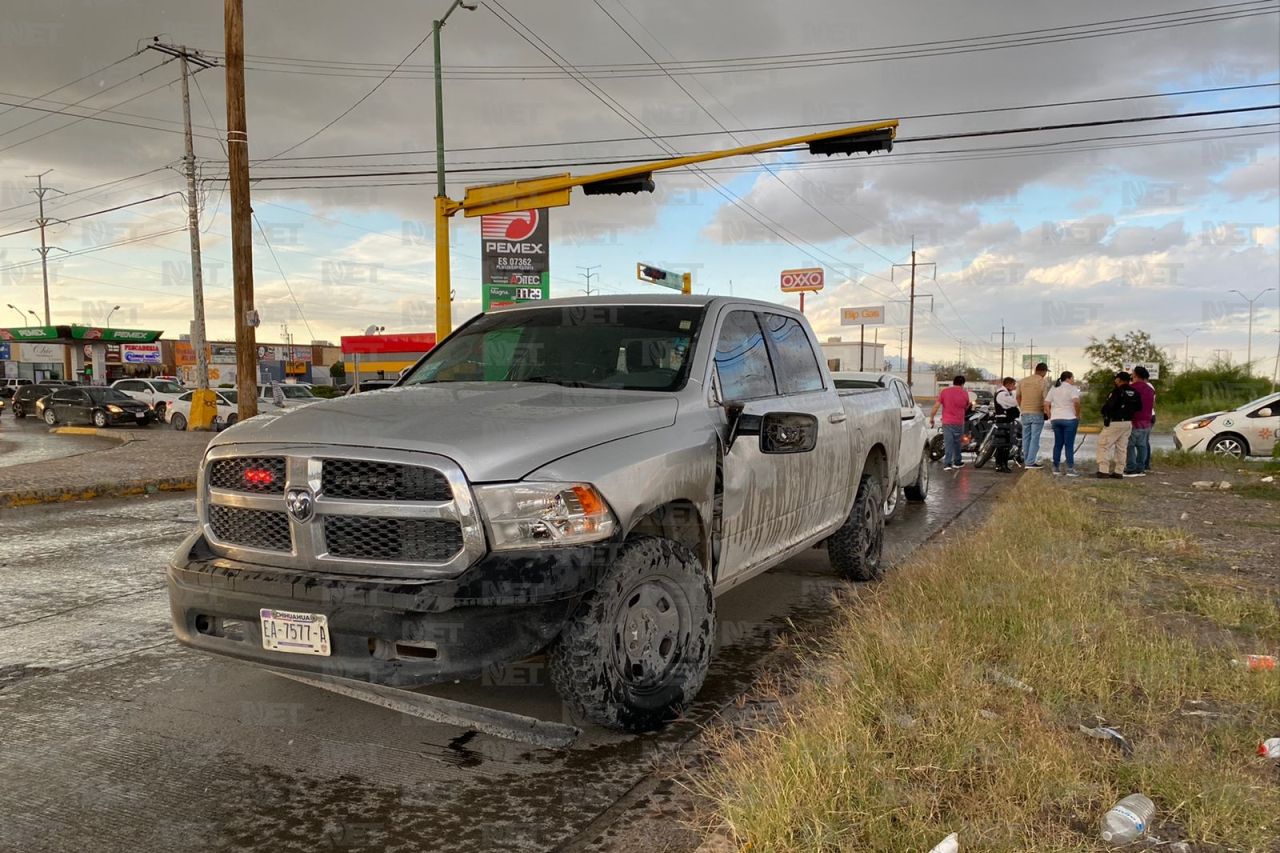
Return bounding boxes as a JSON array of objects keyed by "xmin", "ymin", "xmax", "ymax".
[
  {"xmin": 582, "ymin": 172, "xmax": 656, "ymax": 196},
  {"xmin": 808, "ymin": 128, "xmax": 894, "ymax": 157}
]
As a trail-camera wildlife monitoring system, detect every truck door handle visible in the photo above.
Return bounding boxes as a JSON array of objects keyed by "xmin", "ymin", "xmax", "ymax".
[{"xmin": 828, "ymin": 412, "xmax": 847, "ymax": 424}]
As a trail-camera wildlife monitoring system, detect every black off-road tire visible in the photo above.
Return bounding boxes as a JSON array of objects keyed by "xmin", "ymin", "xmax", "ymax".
[
  {"xmin": 828, "ymin": 474, "xmax": 886, "ymax": 582},
  {"xmin": 927, "ymin": 433, "xmax": 945, "ymax": 462},
  {"xmin": 548, "ymin": 535, "xmax": 714, "ymax": 733},
  {"xmin": 904, "ymin": 452, "xmax": 930, "ymax": 502}
]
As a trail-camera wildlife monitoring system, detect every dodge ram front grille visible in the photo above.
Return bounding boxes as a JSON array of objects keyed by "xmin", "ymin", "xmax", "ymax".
[
  {"xmin": 323, "ymin": 516, "xmax": 463, "ymax": 562},
  {"xmin": 320, "ymin": 459, "xmax": 452, "ymax": 502},
  {"xmin": 208, "ymin": 505, "xmax": 292, "ymax": 552},
  {"xmin": 208, "ymin": 456, "xmax": 286, "ymax": 493},
  {"xmin": 201, "ymin": 446, "xmax": 485, "ymax": 579}
]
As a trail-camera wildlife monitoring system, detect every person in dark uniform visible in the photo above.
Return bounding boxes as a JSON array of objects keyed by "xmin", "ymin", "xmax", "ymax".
[{"xmin": 991, "ymin": 376, "xmax": 1019, "ymax": 473}]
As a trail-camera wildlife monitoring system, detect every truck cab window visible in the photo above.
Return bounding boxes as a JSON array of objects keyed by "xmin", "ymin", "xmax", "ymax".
[
  {"xmin": 761, "ymin": 313, "xmax": 824, "ymax": 394},
  {"xmin": 714, "ymin": 310, "xmax": 777, "ymax": 400}
]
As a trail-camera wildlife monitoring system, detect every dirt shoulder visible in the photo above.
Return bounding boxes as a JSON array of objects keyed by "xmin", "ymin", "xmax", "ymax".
[{"xmin": 595, "ymin": 465, "xmax": 1279, "ymax": 852}]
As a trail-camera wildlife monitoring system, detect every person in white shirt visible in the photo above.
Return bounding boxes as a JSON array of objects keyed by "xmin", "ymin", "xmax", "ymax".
[{"xmin": 1044, "ymin": 371, "xmax": 1082, "ymax": 476}]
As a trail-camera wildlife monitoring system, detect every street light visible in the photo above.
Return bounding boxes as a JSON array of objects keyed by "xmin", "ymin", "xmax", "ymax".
[
  {"xmin": 104, "ymin": 304, "xmax": 120, "ymax": 327},
  {"xmin": 26, "ymin": 310, "xmax": 41, "ymax": 324},
  {"xmin": 1228, "ymin": 288, "xmax": 1277, "ymax": 375},
  {"xmin": 432, "ymin": 0, "xmax": 477, "ymax": 341},
  {"xmin": 1174, "ymin": 326, "xmax": 1200, "ymax": 371},
  {"xmin": 6, "ymin": 304, "xmax": 27, "ymax": 324}
]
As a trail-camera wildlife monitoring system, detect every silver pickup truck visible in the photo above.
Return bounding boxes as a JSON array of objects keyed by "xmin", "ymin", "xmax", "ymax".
[{"xmin": 167, "ymin": 295, "xmax": 901, "ymax": 731}]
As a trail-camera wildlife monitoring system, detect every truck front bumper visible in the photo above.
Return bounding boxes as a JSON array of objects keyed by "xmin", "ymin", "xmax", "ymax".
[{"xmin": 167, "ymin": 533, "xmax": 610, "ymax": 687}]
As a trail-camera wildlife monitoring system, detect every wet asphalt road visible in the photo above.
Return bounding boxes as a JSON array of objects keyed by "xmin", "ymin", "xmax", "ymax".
[
  {"xmin": 0, "ymin": 415, "xmax": 116, "ymax": 467},
  {"xmin": 0, "ymin": 468, "xmax": 1014, "ymax": 853}
]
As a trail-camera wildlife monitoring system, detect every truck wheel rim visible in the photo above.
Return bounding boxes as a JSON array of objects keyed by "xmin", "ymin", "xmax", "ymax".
[
  {"xmin": 884, "ymin": 486, "xmax": 899, "ymax": 516},
  {"xmin": 919, "ymin": 458, "xmax": 929, "ymax": 494},
  {"xmin": 863, "ymin": 495, "xmax": 884, "ymax": 564},
  {"xmin": 611, "ymin": 577, "xmax": 690, "ymax": 690}
]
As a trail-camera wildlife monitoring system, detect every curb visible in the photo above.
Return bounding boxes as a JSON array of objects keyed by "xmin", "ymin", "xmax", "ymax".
[
  {"xmin": 0, "ymin": 476, "xmax": 196, "ymax": 509},
  {"xmin": 51, "ymin": 426, "xmax": 141, "ymax": 443}
]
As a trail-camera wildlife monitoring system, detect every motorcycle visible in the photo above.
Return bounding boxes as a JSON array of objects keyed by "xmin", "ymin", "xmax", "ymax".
[{"xmin": 974, "ymin": 411, "xmax": 1024, "ymax": 469}]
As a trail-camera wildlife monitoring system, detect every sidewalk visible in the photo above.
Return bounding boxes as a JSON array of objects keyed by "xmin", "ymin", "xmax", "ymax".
[{"xmin": 0, "ymin": 427, "xmax": 210, "ymax": 508}]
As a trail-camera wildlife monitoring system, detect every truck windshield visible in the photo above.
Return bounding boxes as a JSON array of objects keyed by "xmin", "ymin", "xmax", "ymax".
[{"xmin": 404, "ymin": 305, "xmax": 704, "ymax": 391}]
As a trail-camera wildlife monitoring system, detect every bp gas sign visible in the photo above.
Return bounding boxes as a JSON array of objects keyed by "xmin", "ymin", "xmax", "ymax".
[{"xmin": 481, "ymin": 209, "xmax": 550, "ymax": 310}]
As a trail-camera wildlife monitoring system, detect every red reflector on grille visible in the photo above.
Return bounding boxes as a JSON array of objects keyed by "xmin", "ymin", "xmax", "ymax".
[{"xmin": 244, "ymin": 468, "xmax": 275, "ymax": 486}]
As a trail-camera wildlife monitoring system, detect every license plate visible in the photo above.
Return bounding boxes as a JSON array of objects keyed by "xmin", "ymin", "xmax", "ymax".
[{"xmin": 260, "ymin": 608, "xmax": 331, "ymax": 656}]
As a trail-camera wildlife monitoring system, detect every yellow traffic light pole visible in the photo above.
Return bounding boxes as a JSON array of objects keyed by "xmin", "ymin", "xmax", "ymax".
[{"xmin": 433, "ymin": 119, "xmax": 899, "ymax": 337}]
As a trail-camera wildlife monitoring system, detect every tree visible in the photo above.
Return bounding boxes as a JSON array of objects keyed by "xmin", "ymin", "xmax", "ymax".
[
  {"xmin": 1083, "ymin": 331, "xmax": 1173, "ymax": 376},
  {"xmin": 932, "ymin": 361, "xmax": 984, "ymax": 382},
  {"xmin": 328, "ymin": 360, "xmax": 346, "ymax": 382}
]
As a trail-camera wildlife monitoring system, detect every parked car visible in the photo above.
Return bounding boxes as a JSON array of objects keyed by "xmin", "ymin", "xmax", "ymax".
[
  {"xmin": 9, "ymin": 383, "xmax": 59, "ymax": 418},
  {"xmin": 344, "ymin": 379, "xmax": 398, "ymax": 394},
  {"xmin": 111, "ymin": 378, "xmax": 187, "ymax": 420},
  {"xmin": 43, "ymin": 386, "xmax": 154, "ymax": 427},
  {"xmin": 166, "ymin": 389, "xmax": 240, "ymax": 431},
  {"xmin": 833, "ymin": 371, "xmax": 930, "ymax": 520},
  {"xmin": 167, "ymin": 295, "xmax": 903, "ymax": 732},
  {"xmin": 258, "ymin": 383, "xmax": 319, "ymax": 409},
  {"xmin": 1174, "ymin": 392, "xmax": 1279, "ymax": 458},
  {"xmin": 1, "ymin": 378, "xmax": 34, "ymax": 399}
]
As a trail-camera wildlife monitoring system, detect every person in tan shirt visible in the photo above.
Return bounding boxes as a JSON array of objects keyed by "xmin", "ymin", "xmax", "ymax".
[{"xmin": 1015, "ymin": 362, "xmax": 1050, "ymax": 468}]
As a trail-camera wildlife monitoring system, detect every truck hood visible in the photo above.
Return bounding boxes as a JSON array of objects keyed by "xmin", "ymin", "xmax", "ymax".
[{"xmin": 212, "ymin": 382, "xmax": 679, "ymax": 481}]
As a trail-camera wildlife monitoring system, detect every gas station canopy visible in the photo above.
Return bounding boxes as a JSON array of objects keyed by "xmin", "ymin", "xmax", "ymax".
[{"xmin": 0, "ymin": 325, "xmax": 164, "ymax": 344}]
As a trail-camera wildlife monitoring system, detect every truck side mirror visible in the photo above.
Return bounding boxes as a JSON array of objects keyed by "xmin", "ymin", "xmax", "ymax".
[{"xmin": 759, "ymin": 412, "xmax": 818, "ymax": 454}]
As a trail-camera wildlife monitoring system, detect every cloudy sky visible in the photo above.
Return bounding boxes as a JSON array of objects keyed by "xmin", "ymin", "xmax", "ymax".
[{"xmin": 1, "ymin": 0, "xmax": 1277, "ymax": 376}]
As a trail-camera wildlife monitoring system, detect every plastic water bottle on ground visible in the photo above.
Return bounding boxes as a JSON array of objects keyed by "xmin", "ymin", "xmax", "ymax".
[
  {"xmin": 1100, "ymin": 794, "xmax": 1155, "ymax": 845},
  {"xmin": 1259, "ymin": 737, "xmax": 1280, "ymax": 758},
  {"xmin": 927, "ymin": 833, "xmax": 958, "ymax": 853}
]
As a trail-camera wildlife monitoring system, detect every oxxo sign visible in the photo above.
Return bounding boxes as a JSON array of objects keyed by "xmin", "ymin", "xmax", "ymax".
[{"xmin": 780, "ymin": 267, "xmax": 824, "ymax": 293}]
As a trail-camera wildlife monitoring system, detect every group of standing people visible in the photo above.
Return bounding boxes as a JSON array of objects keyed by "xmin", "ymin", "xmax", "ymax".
[{"xmin": 928, "ymin": 360, "xmax": 1157, "ymax": 478}]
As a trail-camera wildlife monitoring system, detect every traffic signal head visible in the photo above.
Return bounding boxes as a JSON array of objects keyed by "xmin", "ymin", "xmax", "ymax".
[
  {"xmin": 582, "ymin": 172, "xmax": 656, "ymax": 196},
  {"xmin": 808, "ymin": 128, "xmax": 894, "ymax": 157}
]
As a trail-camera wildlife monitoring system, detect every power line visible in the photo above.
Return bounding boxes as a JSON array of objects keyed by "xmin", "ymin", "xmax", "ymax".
[
  {"xmin": 245, "ymin": 81, "xmax": 1279, "ymax": 163},
  {"xmin": 253, "ymin": 211, "xmax": 316, "ymax": 342},
  {"xmin": 0, "ymin": 59, "xmax": 177, "ymax": 143},
  {"xmin": 258, "ymin": 26, "xmax": 437, "ymax": 163},
  {"xmin": 0, "ymin": 226, "xmax": 186, "ymax": 274},
  {"xmin": 0, "ymin": 48, "xmax": 143, "ymax": 120},
  {"xmin": 200, "ymin": 106, "xmax": 1279, "ymax": 182},
  {"xmin": 203, "ymin": 1, "xmax": 1279, "ymax": 80},
  {"xmin": 0, "ymin": 192, "xmax": 182, "ymax": 240}
]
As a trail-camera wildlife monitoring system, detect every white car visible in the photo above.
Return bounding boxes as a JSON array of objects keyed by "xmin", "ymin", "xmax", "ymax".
[
  {"xmin": 834, "ymin": 371, "xmax": 930, "ymax": 519},
  {"xmin": 257, "ymin": 383, "xmax": 319, "ymax": 409},
  {"xmin": 111, "ymin": 378, "xmax": 188, "ymax": 420},
  {"xmin": 166, "ymin": 389, "xmax": 240, "ymax": 431},
  {"xmin": 1173, "ymin": 392, "xmax": 1279, "ymax": 459}
]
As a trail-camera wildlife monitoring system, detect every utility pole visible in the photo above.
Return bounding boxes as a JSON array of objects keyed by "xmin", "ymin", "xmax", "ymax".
[
  {"xmin": 989, "ymin": 322, "xmax": 1015, "ymax": 379},
  {"xmin": 897, "ymin": 329, "xmax": 905, "ymax": 369},
  {"xmin": 891, "ymin": 237, "xmax": 936, "ymax": 390},
  {"xmin": 432, "ymin": 0, "xmax": 478, "ymax": 340},
  {"xmin": 1024, "ymin": 337, "xmax": 1036, "ymax": 374},
  {"xmin": 27, "ymin": 170, "xmax": 58, "ymax": 325},
  {"xmin": 1174, "ymin": 327, "xmax": 1199, "ymax": 371},
  {"xmin": 225, "ymin": 0, "xmax": 258, "ymax": 420},
  {"xmin": 577, "ymin": 264, "xmax": 600, "ymax": 296},
  {"xmin": 1229, "ymin": 287, "xmax": 1277, "ymax": 375},
  {"xmin": 148, "ymin": 40, "xmax": 216, "ymax": 397}
]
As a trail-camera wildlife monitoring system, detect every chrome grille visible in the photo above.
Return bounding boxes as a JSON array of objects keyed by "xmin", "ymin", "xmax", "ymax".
[
  {"xmin": 201, "ymin": 445, "xmax": 485, "ymax": 579},
  {"xmin": 323, "ymin": 517, "xmax": 463, "ymax": 562},
  {"xmin": 321, "ymin": 459, "xmax": 451, "ymax": 502},
  {"xmin": 208, "ymin": 505, "xmax": 292, "ymax": 552},
  {"xmin": 208, "ymin": 456, "xmax": 286, "ymax": 493}
]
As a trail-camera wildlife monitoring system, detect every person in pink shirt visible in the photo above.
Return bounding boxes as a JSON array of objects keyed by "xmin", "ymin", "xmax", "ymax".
[{"xmin": 929, "ymin": 375, "xmax": 973, "ymax": 470}]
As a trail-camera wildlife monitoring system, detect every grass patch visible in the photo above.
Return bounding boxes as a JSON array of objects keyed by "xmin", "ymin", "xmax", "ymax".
[
  {"xmin": 1171, "ymin": 582, "xmax": 1280, "ymax": 645},
  {"xmin": 699, "ymin": 476, "xmax": 1280, "ymax": 851},
  {"xmin": 1149, "ymin": 449, "xmax": 1280, "ymax": 472}
]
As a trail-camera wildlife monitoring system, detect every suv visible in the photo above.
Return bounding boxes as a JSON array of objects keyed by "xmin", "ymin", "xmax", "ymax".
[
  {"xmin": 111, "ymin": 378, "xmax": 187, "ymax": 419},
  {"xmin": 1, "ymin": 378, "xmax": 33, "ymax": 399},
  {"xmin": 167, "ymin": 296, "xmax": 903, "ymax": 731},
  {"xmin": 9, "ymin": 383, "xmax": 58, "ymax": 418}
]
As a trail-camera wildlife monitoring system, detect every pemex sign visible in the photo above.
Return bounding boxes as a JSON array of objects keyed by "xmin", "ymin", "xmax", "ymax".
[{"xmin": 481, "ymin": 209, "xmax": 550, "ymax": 310}]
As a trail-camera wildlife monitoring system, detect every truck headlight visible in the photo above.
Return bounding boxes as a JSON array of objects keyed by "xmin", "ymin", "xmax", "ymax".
[{"xmin": 475, "ymin": 482, "xmax": 616, "ymax": 550}]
